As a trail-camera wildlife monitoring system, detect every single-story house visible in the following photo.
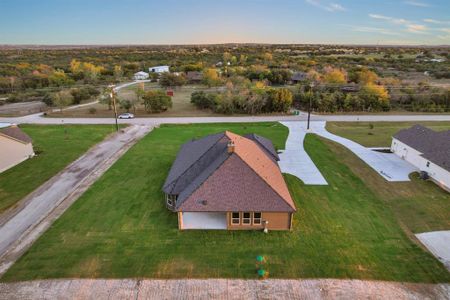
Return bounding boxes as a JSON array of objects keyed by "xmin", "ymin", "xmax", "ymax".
[
  {"xmin": 0, "ymin": 123, "xmax": 34, "ymax": 173},
  {"xmin": 290, "ymin": 72, "xmax": 307, "ymax": 84},
  {"xmin": 162, "ymin": 131, "xmax": 296, "ymax": 230},
  {"xmin": 186, "ymin": 71, "xmax": 203, "ymax": 82},
  {"xmin": 149, "ymin": 65, "xmax": 170, "ymax": 73},
  {"xmin": 133, "ymin": 71, "xmax": 149, "ymax": 80},
  {"xmin": 391, "ymin": 124, "xmax": 450, "ymax": 192}
]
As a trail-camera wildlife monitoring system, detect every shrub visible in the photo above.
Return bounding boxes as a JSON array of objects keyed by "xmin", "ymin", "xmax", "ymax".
[
  {"xmin": 88, "ymin": 107, "xmax": 97, "ymax": 114},
  {"xmin": 142, "ymin": 90, "xmax": 172, "ymax": 113}
]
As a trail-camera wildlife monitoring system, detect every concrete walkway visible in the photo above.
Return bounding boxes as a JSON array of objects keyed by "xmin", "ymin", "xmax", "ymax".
[
  {"xmin": 0, "ymin": 125, "xmax": 154, "ymax": 275},
  {"xmin": 416, "ymin": 231, "xmax": 450, "ymax": 271},
  {"xmin": 278, "ymin": 121, "xmax": 328, "ymax": 185},
  {"xmin": 0, "ymin": 278, "xmax": 448, "ymax": 299},
  {"xmin": 290, "ymin": 121, "xmax": 417, "ymax": 181}
]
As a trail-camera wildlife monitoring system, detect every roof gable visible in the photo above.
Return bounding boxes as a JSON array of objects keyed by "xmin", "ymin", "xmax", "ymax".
[{"xmin": 178, "ymin": 154, "xmax": 295, "ymax": 212}]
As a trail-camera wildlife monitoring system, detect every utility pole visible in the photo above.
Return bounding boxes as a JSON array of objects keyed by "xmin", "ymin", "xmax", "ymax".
[
  {"xmin": 109, "ymin": 85, "xmax": 119, "ymax": 132},
  {"xmin": 307, "ymin": 82, "xmax": 315, "ymax": 130}
]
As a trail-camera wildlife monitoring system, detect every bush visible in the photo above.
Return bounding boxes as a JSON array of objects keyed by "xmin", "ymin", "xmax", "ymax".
[
  {"xmin": 88, "ymin": 107, "xmax": 97, "ymax": 114},
  {"xmin": 159, "ymin": 73, "xmax": 186, "ymax": 87},
  {"xmin": 142, "ymin": 90, "xmax": 172, "ymax": 113},
  {"xmin": 190, "ymin": 91, "xmax": 217, "ymax": 110}
]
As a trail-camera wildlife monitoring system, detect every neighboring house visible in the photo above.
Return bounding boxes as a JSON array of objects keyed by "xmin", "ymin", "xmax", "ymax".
[
  {"xmin": 391, "ymin": 125, "xmax": 450, "ymax": 192},
  {"xmin": 162, "ymin": 131, "xmax": 296, "ymax": 230},
  {"xmin": 290, "ymin": 72, "xmax": 307, "ymax": 84},
  {"xmin": 0, "ymin": 123, "xmax": 34, "ymax": 173},
  {"xmin": 149, "ymin": 65, "xmax": 170, "ymax": 73},
  {"xmin": 186, "ymin": 71, "xmax": 203, "ymax": 82},
  {"xmin": 340, "ymin": 84, "xmax": 360, "ymax": 93},
  {"xmin": 133, "ymin": 71, "xmax": 149, "ymax": 80}
]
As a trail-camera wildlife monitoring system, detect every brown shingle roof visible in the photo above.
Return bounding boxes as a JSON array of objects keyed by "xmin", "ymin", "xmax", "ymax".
[
  {"xmin": 169, "ymin": 131, "xmax": 296, "ymax": 212},
  {"xmin": 0, "ymin": 125, "xmax": 32, "ymax": 144}
]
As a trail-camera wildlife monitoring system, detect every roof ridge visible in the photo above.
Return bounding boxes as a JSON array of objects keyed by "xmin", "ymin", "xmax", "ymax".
[
  {"xmin": 234, "ymin": 139, "xmax": 296, "ymax": 210},
  {"xmin": 163, "ymin": 132, "xmax": 226, "ymax": 193},
  {"xmin": 233, "ymin": 154, "xmax": 296, "ymax": 211}
]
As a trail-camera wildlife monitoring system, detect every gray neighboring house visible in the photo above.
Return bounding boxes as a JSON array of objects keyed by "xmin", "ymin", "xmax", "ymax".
[
  {"xmin": 186, "ymin": 71, "xmax": 203, "ymax": 83},
  {"xmin": 162, "ymin": 131, "xmax": 296, "ymax": 231},
  {"xmin": 391, "ymin": 124, "xmax": 450, "ymax": 192},
  {"xmin": 291, "ymin": 72, "xmax": 307, "ymax": 84}
]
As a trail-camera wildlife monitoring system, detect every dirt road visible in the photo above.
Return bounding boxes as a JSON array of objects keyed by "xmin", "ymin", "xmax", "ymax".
[
  {"xmin": 0, "ymin": 278, "xmax": 448, "ymax": 299},
  {"xmin": 0, "ymin": 125, "xmax": 154, "ymax": 275}
]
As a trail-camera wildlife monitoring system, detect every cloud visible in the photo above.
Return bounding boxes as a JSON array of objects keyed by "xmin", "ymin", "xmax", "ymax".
[
  {"xmin": 351, "ymin": 26, "xmax": 400, "ymax": 36},
  {"xmin": 305, "ymin": 0, "xmax": 346, "ymax": 12},
  {"xmin": 403, "ymin": 1, "xmax": 430, "ymax": 7},
  {"xmin": 369, "ymin": 14, "xmax": 428, "ymax": 34},
  {"xmin": 423, "ymin": 18, "xmax": 450, "ymax": 25}
]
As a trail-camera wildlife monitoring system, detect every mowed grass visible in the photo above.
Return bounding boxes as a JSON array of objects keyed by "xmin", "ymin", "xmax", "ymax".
[
  {"xmin": 326, "ymin": 121, "xmax": 450, "ymax": 147},
  {"xmin": 2, "ymin": 123, "xmax": 449, "ymax": 283},
  {"xmin": 0, "ymin": 124, "xmax": 117, "ymax": 213}
]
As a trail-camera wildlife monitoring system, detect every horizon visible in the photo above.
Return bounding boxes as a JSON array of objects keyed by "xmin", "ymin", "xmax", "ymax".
[{"xmin": 1, "ymin": 0, "xmax": 449, "ymax": 45}]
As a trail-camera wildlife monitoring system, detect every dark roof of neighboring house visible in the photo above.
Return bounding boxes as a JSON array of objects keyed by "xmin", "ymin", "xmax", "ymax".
[
  {"xmin": 244, "ymin": 133, "xmax": 279, "ymax": 161},
  {"xmin": 291, "ymin": 72, "xmax": 307, "ymax": 81},
  {"xmin": 186, "ymin": 71, "xmax": 203, "ymax": 81},
  {"xmin": 394, "ymin": 124, "xmax": 450, "ymax": 172},
  {"xmin": 0, "ymin": 125, "xmax": 32, "ymax": 144},
  {"xmin": 162, "ymin": 131, "xmax": 295, "ymax": 212}
]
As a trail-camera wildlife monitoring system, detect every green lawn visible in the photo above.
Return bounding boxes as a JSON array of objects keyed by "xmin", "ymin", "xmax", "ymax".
[
  {"xmin": 2, "ymin": 123, "xmax": 449, "ymax": 283},
  {"xmin": 0, "ymin": 124, "xmax": 117, "ymax": 213},
  {"xmin": 326, "ymin": 121, "xmax": 450, "ymax": 147}
]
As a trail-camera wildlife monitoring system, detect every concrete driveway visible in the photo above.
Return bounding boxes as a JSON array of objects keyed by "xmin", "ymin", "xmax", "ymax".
[
  {"xmin": 287, "ymin": 121, "xmax": 417, "ymax": 182},
  {"xmin": 416, "ymin": 231, "xmax": 450, "ymax": 271},
  {"xmin": 278, "ymin": 122, "xmax": 328, "ymax": 185}
]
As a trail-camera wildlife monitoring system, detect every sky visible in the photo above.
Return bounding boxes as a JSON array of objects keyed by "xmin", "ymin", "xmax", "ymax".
[{"xmin": 0, "ymin": 0, "xmax": 449, "ymax": 45}]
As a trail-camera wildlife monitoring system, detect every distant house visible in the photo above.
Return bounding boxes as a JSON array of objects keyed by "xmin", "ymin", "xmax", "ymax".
[
  {"xmin": 162, "ymin": 131, "xmax": 296, "ymax": 230},
  {"xmin": 391, "ymin": 125, "xmax": 450, "ymax": 192},
  {"xmin": 133, "ymin": 71, "xmax": 149, "ymax": 80},
  {"xmin": 340, "ymin": 83, "xmax": 360, "ymax": 93},
  {"xmin": 149, "ymin": 65, "xmax": 170, "ymax": 73},
  {"xmin": 0, "ymin": 123, "xmax": 34, "ymax": 173},
  {"xmin": 290, "ymin": 72, "xmax": 307, "ymax": 84},
  {"xmin": 186, "ymin": 71, "xmax": 203, "ymax": 82}
]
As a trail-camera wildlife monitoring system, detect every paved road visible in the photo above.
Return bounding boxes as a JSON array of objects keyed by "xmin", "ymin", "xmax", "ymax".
[
  {"xmin": 307, "ymin": 121, "xmax": 418, "ymax": 181},
  {"xmin": 278, "ymin": 121, "xmax": 328, "ymax": 185},
  {"xmin": 1, "ymin": 112, "xmax": 450, "ymax": 126},
  {"xmin": 0, "ymin": 278, "xmax": 448, "ymax": 299},
  {"xmin": 0, "ymin": 125, "xmax": 153, "ymax": 272}
]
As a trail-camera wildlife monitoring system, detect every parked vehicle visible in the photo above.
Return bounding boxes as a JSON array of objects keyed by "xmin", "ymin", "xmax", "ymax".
[{"xmin": 118, "ymin": 113, "xmax": 134, "ymax": 119}]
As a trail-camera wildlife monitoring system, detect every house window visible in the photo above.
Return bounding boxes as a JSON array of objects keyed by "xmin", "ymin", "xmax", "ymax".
[
  {"xmin": 426, "ymin": 161, "xmax": 430, "ymax": 167},
  {"xmin": 166, "ymin": 194, "xmax": 177, "ymax": 207},
  {"xmin": 253, "ymin": 212, "xmax": 262, "ymax": 225},
  {"xmin": 242, "ymin": 212, "xmax": 251, "ymax": 225},
  {"xmin": 231, "ymin": 212, "xmax": 240, "ymax": 225}
]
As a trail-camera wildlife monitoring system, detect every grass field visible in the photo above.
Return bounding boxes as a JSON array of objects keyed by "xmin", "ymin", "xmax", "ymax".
[
  {"xmin": 2, "ymin": 123, "xmax": 449, "ymax": 283},
  {"xmin": 0, "ymin": 124, "xmax": 117, "ymax": 213},
  {"xmin": 326, "ymin": 121, "xmax": 450, "ymax": 147},
  {"xmin": 48, "ymin": 84, "xmax": 221, "ymax": 118}
]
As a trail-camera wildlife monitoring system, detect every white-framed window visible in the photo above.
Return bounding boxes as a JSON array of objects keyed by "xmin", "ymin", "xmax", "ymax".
[
  {"xmin": 231, "ymin": 212, "xmax": 240, "ymax": 225},
  {"xmin": 253, "ymin": 212, "xmax": 262, "ymax": 225},
  {"xmin": 242, "ymin": 212, "xmax": 251, "ymax": 225},
  {"xmin": 166, "ymin": 194, "xmax": 177, "ymax": 207}
]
